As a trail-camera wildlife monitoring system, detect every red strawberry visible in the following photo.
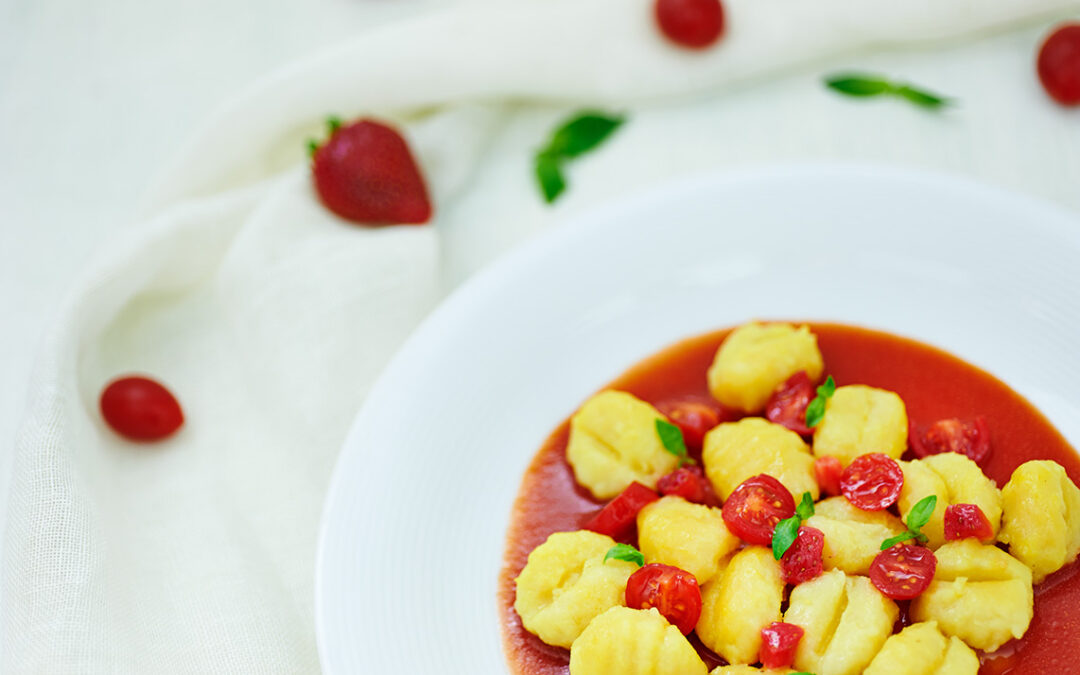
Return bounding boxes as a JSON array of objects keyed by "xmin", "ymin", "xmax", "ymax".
[{"xmin": 311, "ymin": 118, "xmax": 432, "ymax": 225}]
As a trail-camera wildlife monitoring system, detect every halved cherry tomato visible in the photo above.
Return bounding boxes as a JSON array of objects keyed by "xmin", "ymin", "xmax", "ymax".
[
  {"xmin": 944, "ymin": 503, "xmax": 995, "ymax": 542},
  {"xmin": 765, "ymin": 371, "xmax": 815, "ymax": 436},
  {"xmin": 841, "ymin": 453, "xmax": 904, "ymax": 511},
  {"xmin": 722, "ymin": 474, "xmax": 795, "ymax": 546},
  {"xmin": 657, "ymin": 466, "xmax": 716, "ymax": 506},
  {"xmin": 870, "ymin": 544, "xmax": 937, "ymax": 600},
  {"xmin": 100, "ymin": 376, "xmax": 184, "ymax": 441},
  {"xmin": 759, "ymin": 621, "xmax": 805, "ymax": 669},
  {"xmin": 625, "ymin": 563, "xmax": 702, "ymax": 635},
  {"xmin": 910, "ymin": 417, "xmax": 991, "ymax": 465},
  {"xmin": 656, "ymin": 399, "xmax": 721, "ymax": 452},
  {"xmin": 583, "ymin": 482, "xmax": 659, "ymax": 539},
  {"xmin": 814, "ymin": 456, "xmax": 844, "ymax": 497},
  {"xmin": 654, "ymin": 0, "xmax": 725, "ymax": 50},
  {"xmin": 782, "ymin": 526, "xmax": 825, "ymax": 585},
  {"xmin": 1038, "ymin": 24, "xmax": 1080, "ymax": 106}
]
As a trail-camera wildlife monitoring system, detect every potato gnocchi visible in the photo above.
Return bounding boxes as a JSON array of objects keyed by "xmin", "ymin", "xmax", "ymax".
[
  {"xmin": 637, "ymin": 496, "xmax": 739, "ymax": 585},
  {"xmin": 696, "ymin": 547, "xmax": 784, "ymax": 665},
  {"xmin": 569, "ymin": 606, "xmax": 707, "ymax": 675},
  {"xmin": 813, "ymin": 385, "xmax": 908, "ymax": 465},
  {"xmin": 703, "ymin": 418, "xmax": 818, "ymax": 502},
  {"xmin": 863, "ymin": 622, "xmax": 978, "ymax": 675},
  {"xmin": 999, "ymin": 459, "xmax": 1080, "ymax": 582},
  {"xmin": 805, "ymin": 497, "xmax": 906, "ymax": 575}
]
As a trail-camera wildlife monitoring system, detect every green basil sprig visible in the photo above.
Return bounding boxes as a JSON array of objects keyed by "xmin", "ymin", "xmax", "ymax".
[
  {"xmin": 772, "ymin": 492, "xmax": 816, "ymax": 560},
  {"xmin": 656, "ymin": 419, "xmax": 695, "ymax": 467},
  {"xmin": 604, "ymin": 543, "xmax": 645, "ymax": 567},
  {"xmin": 825, "ymin": 73, "xmax": 952, "ymax": 110},
  {"xmin": 534, "ymin": 111, "xmax": 625, "ymax": 203},
  {"xmin": 881, "ymin": 495, "xmax": 938, "ymax": 549},
  {"xmin": 805, "ymin": 376, "xmax": 836, "ymax": 429}
]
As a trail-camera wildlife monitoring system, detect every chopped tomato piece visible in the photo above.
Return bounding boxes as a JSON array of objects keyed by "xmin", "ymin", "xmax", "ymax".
[
  {"xmin": 656, "ymin": 399, "xmax": 721, "ymax": 452},
  {"xmin": 583, "ymin": 482, "xmax": 659, "ymax": 539},
  {"xmin": 625, "ymin": 563, "xmax": 702, "ymax": 635},
  {"xmin": 944, "ymin": 503, "xmax": 995, "ymax": 542},
  {"xmin": 765, "ymin": 371, "xmax": 816, "ymax": 436},
  {"xmin": 721, "ymin": 474, "xmax": 796, "ymax": 546},
  {"xmin": 910, "ymin": 416, "xmax": 991, "ymax": 465},
  {"xmin": 759, "ymin": 621, "xmax": 805, "ymax": 669},
  {"xmin": 870, "ymin": 544, "xmax": 937, "ymax": 600},
  {"xmin": 657, "ymin": 466, "xmax": 716, "ymax": 506},
  {"xmin": 100, "ymin": 376, "xmax": 184, "ymax": 441},
  {"xmin": 841, "ymin": 453, "xmax": 904, "ymax": 511},
  {"xmin": 654, "ymin": 0, "xmax": 725, "ymax": 50},
  {"xmin": 814, "ymin": 456, "xmax": 844, "ymax": 496},
  {"xmin": 782, "ymin": 526, "xmax": 825, "ymax": 585}
]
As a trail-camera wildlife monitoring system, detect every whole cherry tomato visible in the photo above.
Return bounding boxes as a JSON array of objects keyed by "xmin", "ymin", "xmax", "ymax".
[
  {"xmin": 944, "ymin": 503, "xmax": 995, "ymax": 542},
  {"xmin": 625, "ymin": 563, "xmax": 702, "ymax": 635},
  {"xmin": 870, "ymin": 544, "xmax": 937, "ymax": 600},
  {"xmin": 583, "ymin": 482, "xmax": 659, "ymax": 539},
  {"xmin": 100, "ymin": 376, "xmax": 184, "ymax": 441},
  {"xmin": 759, "ymin": 621, "xmax": 805, "ymax": 669},
  {"xmin": 1038, "ymin": 24, "xmax": 1080, "ymax": 105},
  {"xmin": 657, "ymin": 466, "xmax": 715, "ymax": 505},
  {"xmin": 312, "ymin": 118, "xmax": 432, "ymax": 225},
  {"xmin": 654, "ymin": 0, "xmax": 725, "ymax": 50},
  {"xmin": 910, "ymin": 417, "xmax": 991, "ymax": 465},
  {"xmin": 814, "ymin": 456, "xmax": 844, "ymax": 497},
  {"xmin": 841, "ymin": 453, "xmax": 904, "ymax": 511},
  {"xmin": 656, "ymin": 399, "xmax": 721, "ymax": 452},
  {"xmin": 722, "ymin": 474, "xmax": 796, "ymax": 546},
  {"xmin": 782, "ymin": 526, "xmax": 825, "ymax": 585},
  {"xmin": 765, "ymin": 371, "xmax": 816, "ymax": 436}
]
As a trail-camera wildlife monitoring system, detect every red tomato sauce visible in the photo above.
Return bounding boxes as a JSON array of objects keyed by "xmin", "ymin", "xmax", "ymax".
[{"xmin": 498, "ymin": 323, "xmax": 1080, "ymax": 674}]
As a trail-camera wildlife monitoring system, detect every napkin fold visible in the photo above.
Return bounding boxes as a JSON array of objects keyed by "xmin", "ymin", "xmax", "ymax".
[{"xmin": 5, "ymin": 0, "xmax": 1078, "ymax": 671}]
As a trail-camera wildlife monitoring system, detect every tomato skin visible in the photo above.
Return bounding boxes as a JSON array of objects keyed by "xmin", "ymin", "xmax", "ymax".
[
  {"xmin": 759, "ymin": 621, "xmax": 805, "ymax": 669},
  {"xmin": 1038, "ymin": 24, "xmax": 1080, "ymax": 105},
  {"xmin": 814, "ymin": 456, "xmax": 844, "ymax": 497},
  {"xmin": 657, "ymin": 466, "xmax": 717, "ymax": 506},
  {"xmin": 583, "ymin": 482, "xmax": 659, "ymax": 539},
  {"xmin": 722, "ymin": 474, "xmax": 796, "ymax": 546},
  {"xmin": 100, "ymin": 376, "xmax": 184, "ymax": 442},
  {"xmin": 841, "ymin": 453, "xmax": 904, "ymax": 511},
  {"xmin": 765, "ymin": 371, "xmax": 815, "ymax": 436},
  {"xmin": 870, "ymin": 544, "xmax": 937, "ymax": 600},
  {"xmin": 944, "ymin": 503, "xmax": 995, "ymax": 542},
  {"xmin": 625, "ymin": 563, "xmax": 702, "ymax": 635},
  {"xmin": 654, "ymin": 0, "xmax": 724, "ymax": 50},
  {"xmin": 910, "ymin": 417, "xmax": 991, "ymax": 465},
  {"xmin": 782, "ymin": 526, "xmax": 825, "ymax": 585},
  {"xmin": 656, "ymin": 399, "xmax": 721, "ymax": 452},
  {"xmin": 312, "ymin": 119, "xmax": 432, "ymax": 225}
]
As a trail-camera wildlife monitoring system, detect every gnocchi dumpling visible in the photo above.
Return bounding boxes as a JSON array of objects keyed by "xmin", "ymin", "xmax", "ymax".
[
  {"xmin": 513, "ymin": 530, "xmax": 637, "ymax": 649},
  {"xmin": 637, "ymin": 496, "xmax": 740, "ymax": 585},
  {"xmin": 812, "ymin": 385, "xmax": 908, "ymax": 465},
  {"xmin": 897, "ymin": 460, "xmax": 950, "ymax": 548},
  {"xmin": 696, "ymin": 547, "xmax": 784, "ymax": 665},
  {"xmin": 566, "ymin": 390, "xmax": 678, "ymax": 499},
  {"xmin": 999, "ymin": 460, "xmax": 1080, "ymax": 583},
  {"xmin": 863, "ymin": 622, "xmax": 977, "ymax": 675},
  {"xmin": 569, "ymin": 606, "xmax": 708, "ymax": 675},
  {"xmin": 706, "ymin": 322, "xmax": 824, "ymax": 413},
  {"xmin": 805, "ymin": 497, "xmax": 906, "ymax": 575},
  {"xmin": 710, "ymin": 667, "xmax": 795, "ymax": 675},
  {"xmin": 911, "ymin": 539, "xmax": 1033, "ymax": 651},
  {"xmin": 702, "ymin": 418, "xmax": 818, "ymax": 502},
  {"xmin": 923, "ymin": 453, "xmax": 1003, "ymax": 538},
  {"xmin": 784, "ymin": 569, "xmax": 898, "ymax": 675}
]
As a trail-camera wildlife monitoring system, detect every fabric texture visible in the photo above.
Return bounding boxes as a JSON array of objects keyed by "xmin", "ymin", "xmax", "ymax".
[{"xmin": 4, "ymin": 0, "xmax": 1080, "ymax": 671}]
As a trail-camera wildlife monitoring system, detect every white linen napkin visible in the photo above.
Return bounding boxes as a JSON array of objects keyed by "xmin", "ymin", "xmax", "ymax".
[{"xmin": 5, "ymin": 0, "xmax": 1079, "ymax": 671}]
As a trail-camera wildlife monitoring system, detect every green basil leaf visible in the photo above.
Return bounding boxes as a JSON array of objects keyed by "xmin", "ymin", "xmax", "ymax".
[
  {"xmin": 535, "ymin": 153, "xmax": 566, "ymax": 204},
  {"xmin": 805, "ymin": 397, "xmax": 826, "ymax": 429},
  {"xmin": 772, "ymin": 516, "xmax": 802, "ymax": 560},
  {"xmin": 796, "ymin": 492, "xmax": 816, "ymax": 521},
  {"xmin": 825, "ymin": 75, "xmax": 893, "ymax": 97},
  {"xmin": 817, "ymin": 375, "xmax": 836, "ymax": 399},
  {"xmin": 656, "ymin": 419, "xmax": 690, "ymax": 463},
  {"xmin": 894, "ymin": 85, "xmax": 950, "ymax": 109},
  {"xmin": 549, "ymin": 112, "xmax": 625, "ymax": 158},
  {"xmin": 326, "ymin": 115, "xmax": 343, "ymax": 134},
  {"xmin": 906, "ymin": 495, "xmax": 938, "ymax": 531},
  {"xmin": 604, "ymin": 543, "xmax": 644, "ymax": 567},
  {"xmin": 306, "ymin": 139, "xmax": 319, "ymax": 158},
  {"xmin": 880, "ymin": 531, "xmax": 919, "ymax": 551}
]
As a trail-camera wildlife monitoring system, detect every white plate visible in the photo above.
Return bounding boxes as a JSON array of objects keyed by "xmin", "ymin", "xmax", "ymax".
[{"xmin": 315, "ymin": 163, "xmax": 1080, "ymax": 674}]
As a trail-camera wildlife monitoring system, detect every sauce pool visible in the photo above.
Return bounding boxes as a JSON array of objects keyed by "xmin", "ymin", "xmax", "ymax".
[{"xmin": 498, "ymin": 323, "xmax": 1080, "ymax": 675}]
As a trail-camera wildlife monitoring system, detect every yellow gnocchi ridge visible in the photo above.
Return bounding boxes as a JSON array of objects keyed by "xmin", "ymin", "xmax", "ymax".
[
  {"xmin": 923, "ymin": 453, "xmax": 1003, "ymax": 539},
  {"xmin": 806, "ymin": 497, "xmax": 906, "ymax": 575},
  {"xmin": 710, "ymin": 666, "xmax": 795, "ymax": 674},
  {"xmin": 696, "ymin": 547, "xmax": 784, "ymax": 665},
  {"xmin": 784, "ymin": 569, "xmax": 898, "ymax": 675},
  {"xmin": 513, "ymin": 530, "xmax": 637, "ymax": 649},
  {"xmin": 812, "ymin": 385, "xmax": 908, "ymax": 465},
  {"xmin": 706, "ymin": 322, "xmax": 824, "ymax": 413},
  {"xmin": 702, "ymin": 418, "xmax": 818, "ymax": 502},
  {"xmin": 936, "ymin": 636, "xmax": 980, "ymax": 675},
  {"xmin": 911, "ymin": 539, "xmax": 1033, "ymax": 652},
  {"xmin": 898, "ymin": 460, "xmax": 950, "ymax": 549},
  {"xmin": 569, "ymin": 606, "xmax": 708, "ymax": 675},
  {"xmin": 863, "ymin": 622, "xmax": 948, "ymax": 675},
  {"xmin": 637, "ymin": 496, "xmax": 739, "ymax": 585},
  {"xmin": 999, "ymin": 460, "xmax": 1080, "ymax": 583},
  {"xmin": 566, "ymin": 390, "xmax": 678, "ymax": 499}
]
